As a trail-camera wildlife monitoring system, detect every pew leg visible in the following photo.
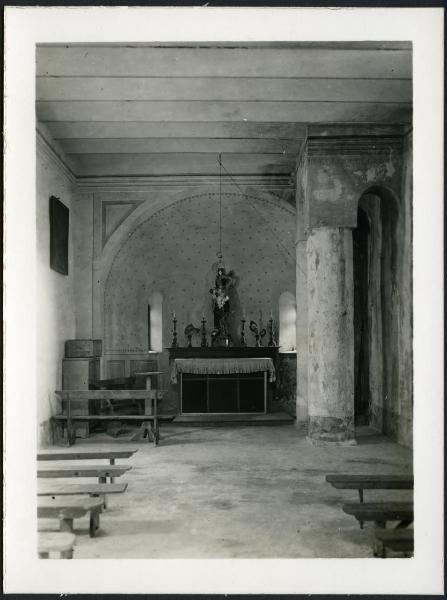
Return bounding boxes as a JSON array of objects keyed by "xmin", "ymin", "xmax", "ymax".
[
  {"xmin": 372, "ymin": 543, "xmax": 383, "ymax": 558},
  {"xmin": 109, "ymin": 458, "xmax": 115, "ymax": 483},
  {"xmin": 89, "ymin": 512, "xmax": 100, "ymax": 537},
  {"xmin": 91, "ymin": 491, "xmax": 107, "ymax": 510},
  {"xmin": 60, "ymin": 518, "xmax": 74, "ymax": 533},
  {"xmin": 60, "ymin": 549, "xmax": 73, "ymax": 559},
  {"xmin": 130, "ymin": 421, "xmax": 151, "ymax": 442},
  {"xmin": 38, "ymin": 551, "xmax": 49, "ymax": 559},
  {"xmin": 144, "ymin": 421, "xmax": 155, "ymax": 442},
  {"xmin": 154, "ymin": 419, "xmax": 160, "ymax": 446},
  {"xmin": 98, "ymin": 476, "xmax": 107, "ymax": 508}
]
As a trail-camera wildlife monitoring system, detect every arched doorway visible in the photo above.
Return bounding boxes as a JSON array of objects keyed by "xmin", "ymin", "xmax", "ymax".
[
  {"xmin": 353, "ymin": 207, "xmax": 370, "ymax": 425},
  {"xmin": 353, "ymin": 188, "xmax": 400, "ymax": 433}
]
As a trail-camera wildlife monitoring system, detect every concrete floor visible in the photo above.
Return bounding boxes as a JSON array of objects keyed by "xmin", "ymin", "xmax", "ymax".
[{"xmin": 38, "ymin": 424, "xmax": 413, "ymax": 558}]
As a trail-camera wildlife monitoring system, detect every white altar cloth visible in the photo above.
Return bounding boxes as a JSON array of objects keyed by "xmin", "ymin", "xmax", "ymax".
[{"xmin": 170, "ymin": 357, "xmax": 276, "ymax": 384}]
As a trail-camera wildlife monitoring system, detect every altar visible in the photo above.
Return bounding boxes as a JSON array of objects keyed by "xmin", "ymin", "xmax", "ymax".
[{"xmin": 168, "ymin": 347, "xmax": 278, "ymax": 415}]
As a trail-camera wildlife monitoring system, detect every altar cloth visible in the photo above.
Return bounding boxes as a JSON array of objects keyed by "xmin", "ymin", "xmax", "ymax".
[{"xmin": 171, "ymin": 357, "xmax": 276, "ymax": 383}]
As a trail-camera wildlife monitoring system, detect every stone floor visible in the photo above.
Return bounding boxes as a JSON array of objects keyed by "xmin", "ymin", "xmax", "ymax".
[{"xmin": 38, "ymin": 424, "xmax": 413, "ymax": 559}]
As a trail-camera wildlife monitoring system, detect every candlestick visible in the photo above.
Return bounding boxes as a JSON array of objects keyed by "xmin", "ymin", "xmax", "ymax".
[
  {"xmin": 171, "ymin": 315, "xmax": 178, "ymax": 348},
  {"xmin": 201, "ymin": 316, "xmax": 208, "ymax": 347},
  {"xmin": 268, "ymin": 315, "xmax": 275, "ymax": 347},
  {"xmin": 239, "ymin": 318, "xmax": 247, "ymax": 347}
]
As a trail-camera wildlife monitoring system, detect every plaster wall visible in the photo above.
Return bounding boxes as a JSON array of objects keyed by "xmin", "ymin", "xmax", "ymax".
[
  {"xmin": 384, "ymin": 131, "xmax": 413, "ymax": 446},
  {"xmin": 306, "ymin": 137, "xmax": 404, "ymax": 229},
  {"xmin": 99, "ymin": 190, "xmax": 296, "ymax": 413},
  {"xmin": 72, "ymin": 191, "xmax": 94, "ymax": 338},
  {"xmin": 36, "ymin": 142, "xmax": 76, "ymax": 446}
]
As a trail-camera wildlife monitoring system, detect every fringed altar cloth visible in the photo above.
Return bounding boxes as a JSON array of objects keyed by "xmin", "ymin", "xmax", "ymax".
[{"xmin": 170, "ymin": 357, "xmax": 276, "ymax": 384}]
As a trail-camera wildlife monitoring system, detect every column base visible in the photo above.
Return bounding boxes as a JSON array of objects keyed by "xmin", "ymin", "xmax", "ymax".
[{"xmin": 308, "ymin": 415, "xmax": 355, "ymax": 443}]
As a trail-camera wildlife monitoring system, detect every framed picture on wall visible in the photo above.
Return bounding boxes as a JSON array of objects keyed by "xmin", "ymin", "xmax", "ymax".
[{"xmin": 49, "ymin": 195, "xmax": 69, "ymax": 275}]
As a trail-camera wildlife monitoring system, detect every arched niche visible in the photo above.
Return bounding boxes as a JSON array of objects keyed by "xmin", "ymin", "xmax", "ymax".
[
  {"xmin": 102, "ymin": 192, "xmax": 295, "ymax": 354},
  {"xmin": 278, "ymin": 291, "xmax": 297, "ymax": 353},
  {"xmin": 148, "ymin": 291, "xmax": 163, "ymax": 352}
]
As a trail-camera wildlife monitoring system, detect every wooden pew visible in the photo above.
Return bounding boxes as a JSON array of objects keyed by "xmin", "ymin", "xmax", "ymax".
[
  {"xmin": 38, "ymin": 531, "xmax": 76, "ymax": 559},
  {"xmin": 37, "ymin": 449, "xmax": 138, "ymax": 463},
  {"xmin": 38, "ymin": 482, "xmax": 128, "ymax": 496},
  {"xmin": 37, "ymin": 464, "xmax": 131, "ymax": 483},
  {"xmin": 38, "ymin": 496, "xmax": 104, "ymax": 537},
  {"xmin": 53, "ymin": 390, "xmax": 164, "ymax": 446},
  {"xmin": 326, "ymin": 474, "xmax": 413, "ymax": 529},
  {"xmin": 326, "ymin": 474, "xmax": 414, "ymax": 503},
  {"xmin": 38, "ymin": 482, "xmax": 128, "ymax": 509},
  {"xmin": 342, "ymin": 502, "xmax": 414, "ymax": 529},
  {"xmin": 374, "ymin": 528, "xmax": 414, "ymax": 558}
]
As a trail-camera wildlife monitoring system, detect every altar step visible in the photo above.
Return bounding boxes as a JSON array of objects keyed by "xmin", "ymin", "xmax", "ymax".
[{"xmin": 172, "ymin": 412, "xmax": 295, "ymax": 426}]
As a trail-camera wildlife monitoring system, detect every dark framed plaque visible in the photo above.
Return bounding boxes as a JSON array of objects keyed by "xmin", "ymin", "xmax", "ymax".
[{"xmin": 49, "ymin": 195, "xmax": 69, "ymax": 275}]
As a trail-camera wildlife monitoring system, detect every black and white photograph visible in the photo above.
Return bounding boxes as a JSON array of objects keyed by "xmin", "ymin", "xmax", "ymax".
[{"xmin": 3, "ymin": 6, "xmax": 444, "ymax": 595}]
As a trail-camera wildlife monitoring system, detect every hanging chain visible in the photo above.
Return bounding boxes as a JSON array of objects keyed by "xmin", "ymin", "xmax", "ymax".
[{"xmin": 219, "ymin": 152, "xmax": 222, "ymax": 257}]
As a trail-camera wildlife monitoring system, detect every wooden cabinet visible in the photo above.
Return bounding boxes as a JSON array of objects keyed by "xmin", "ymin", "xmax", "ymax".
[{"xmin": 62, "ymin": 358, "xmax": 100, "ymax": 389}]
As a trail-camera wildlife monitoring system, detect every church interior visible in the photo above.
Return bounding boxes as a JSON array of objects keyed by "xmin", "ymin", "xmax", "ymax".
[{"xmin": 35, "ymin": 42, "xmax": 414, "ymax": 559}]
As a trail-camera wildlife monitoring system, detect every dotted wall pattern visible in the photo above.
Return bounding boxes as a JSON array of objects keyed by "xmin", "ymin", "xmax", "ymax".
[{"xmin": 104, "ymin": 193, "xmax": 295, "ymax": 352}]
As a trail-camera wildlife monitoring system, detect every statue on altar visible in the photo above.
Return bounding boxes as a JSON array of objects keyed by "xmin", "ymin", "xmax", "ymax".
[{"xmin": 209, "ymin": 256, "xmax": 235, "ymax": 346}]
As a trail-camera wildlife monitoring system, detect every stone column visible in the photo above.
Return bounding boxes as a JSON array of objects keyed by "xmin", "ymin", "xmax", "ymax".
[
  {"xmin": 307, "ymin": 227, "xmax": 355, "ymax": 442},
  {"xmin": 295, "ymin": 239, "xmax": 308, "ymax": 428}
]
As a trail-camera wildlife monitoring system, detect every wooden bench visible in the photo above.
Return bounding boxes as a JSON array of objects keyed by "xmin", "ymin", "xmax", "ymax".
[
  {"xmin": 37, "ymin": 482, "xmax": 128, "ymax": 509},
  {"xmin": 327, "ymin": 474, "xmax": 413, "ymax": 529},
  {"xmin": 54, "ymin": 390, "xmax": 164, "ymax": 446},
  {"xmin": 38, "ymin": 531, "xmax": 76, "ymax": 559},
  {"xmin": 37, "ymin": 449, "xmax": 138, "ymax": 463},
  {"xmin": 326, "ymin": 474, "xmax": 414, "ymax": 503},
  {"xmin": 37, "ymin": 464, "xmax": 131, "ymax": 483},
  {"xmin": 342, "ymin": 502, "xmax": 414, "ymax": 529},
  {"xmin": 38, "ymin": 482, "xmax": 127, "ymax": 497},
  {"xmin": 38, "ymin": 496, "xmax": 104, "ymax": 537},
  {"xmin": 374, "ymin": 528, "xmax": 414, "ymax": 558}
]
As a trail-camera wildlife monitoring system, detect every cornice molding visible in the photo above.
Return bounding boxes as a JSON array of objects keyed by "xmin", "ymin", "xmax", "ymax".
[
  {"xmin": 307, "ymin": 124, "xmax": 408, "ymax": 138},
  {"xmin": 306, "ymin": 135, "xmax": 405, "ymax": 158},
  {"xmin": 36, "ymin": 129, "xmax": 76, "ymax": 185},
  {"xmin": 76, "ymin": 174, "xmax": 295, "ymax": 192}
]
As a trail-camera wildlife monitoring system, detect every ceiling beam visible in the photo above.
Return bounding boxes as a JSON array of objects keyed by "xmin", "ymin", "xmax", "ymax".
[
  {"xmin": 42, "ymin": 122, "xmax": 308, "ymax": 139},
  {"xmin": 36, "ymin": 77, "xmax": 412, "ymax": 103},
  {"xmin": 37, "ymin": 100, "xmax": 412, "ymax": 123},
  {"xmin": 36, "ymin": 47, "xmax": 412, "ymax": 79},
  {"xmin": 69, "ymin": 153, "xmax": 296, "ymax": 177},
  {"xmin": 57, "ymin": 138, "xmax": 303, "ymax": 154}
]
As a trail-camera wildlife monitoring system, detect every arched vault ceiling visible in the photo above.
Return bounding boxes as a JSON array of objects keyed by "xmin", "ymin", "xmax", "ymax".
[{"xmin": 36, "ymin": 42, "xmax": 412, "ymax": 179}]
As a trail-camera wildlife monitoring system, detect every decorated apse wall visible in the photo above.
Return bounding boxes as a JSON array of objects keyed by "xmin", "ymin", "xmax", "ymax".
[{"xmin": 103, "ymin": 192, "xmax": 296, "ymax": 411}]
